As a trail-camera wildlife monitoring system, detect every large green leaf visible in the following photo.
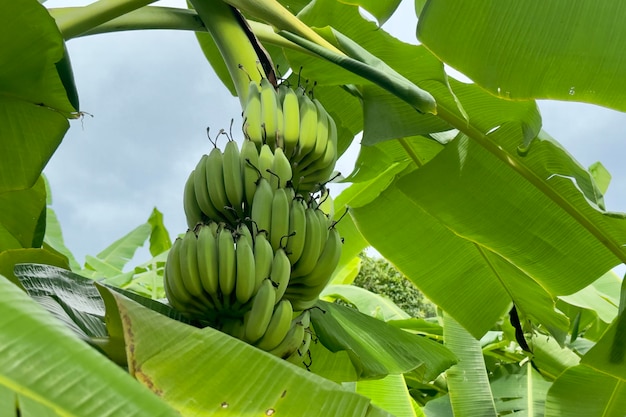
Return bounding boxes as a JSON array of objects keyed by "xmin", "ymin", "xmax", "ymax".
[
  {"xmin": 0, "ymin": 248, "xmax": 69, "ymax": 288},
  {"xmin": 339, "ymin": 0, "xmax": 402, "ymax": 26},
  {"xmin": 322, "ymin": 284, "xmax": 411, "ymax": 321},
  {"xmin": 0, "ymin": 177, "xmax": 46, "ymax": 251},
  {"xmin": 109, "ymin": 291, "xmax": 392, "ymax": 417},
  {"xmin": 545, "ymin": 315, "xmax": 626, "ymax": 415},
  {"xmin": 357, "ymin": 373, "xmax": 423, "ymax": 417},
  {"xmin": 146, "ymin": 207, "xmax": 172, "ymax": 257},
  {"xmin": 82, "ymin": 222, "xmax": 152, "ymax": 278},
  {"xmin": 311, "ymin": 301, "xmax": 456, "ymax": 380},
  {"xmin": 417, "ymin": 1, "xmax": 626, "ymax": 111},
  {"xmin": 0, "ymin": 0, "xmax": 76, "ymax": 193},
  {"xmin": 490, "ymin": 363, "xmax": 552, "ymax": 417},
  {"xmin": 0, "ymin": 274, "xmax": 178, "ymax": 417},
  {"xmin": 443, "ymin": 313, "xmax": 497, "ymax": 417}
]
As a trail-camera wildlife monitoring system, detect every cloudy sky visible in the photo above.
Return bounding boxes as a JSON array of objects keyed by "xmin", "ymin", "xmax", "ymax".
[{"xmin": 44, "ymin": 0, "xmax": 626, "ymax": 275}]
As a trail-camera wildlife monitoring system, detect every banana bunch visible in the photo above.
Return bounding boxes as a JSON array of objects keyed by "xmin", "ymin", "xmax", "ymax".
[
  {"xmin": 170, "ymin": 75, "xmax": 344, "ymax": 364},
  {"xmin": 242, "ymin": 78, "xmax": 338, "ymax": 193}
]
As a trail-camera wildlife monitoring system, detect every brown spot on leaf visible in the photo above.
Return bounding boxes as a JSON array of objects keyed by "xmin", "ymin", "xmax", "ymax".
[{"xmin": 221, "ymin": 402, "xmax": 229, "ymax": 408}]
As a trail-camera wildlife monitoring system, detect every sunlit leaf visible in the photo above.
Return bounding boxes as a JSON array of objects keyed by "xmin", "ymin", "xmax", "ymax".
[
  {"xmin": 443, "ymin": 313, "xmax": 497, "ymax": 417},
  {"xmin": 417, "ymin": 0, "xmax": 626, "ymax": 112},
  {"xmin": 0, "ymin": 0, "xmax": 76, "ymax": 192},
  {"xmin": 312, "ymin": 301, "xmax": 456, "ymax": 379},
  {"xmin": 0, "ymin": 177, "xmax": 46, "ymax": 251},
  {"xmin": 0, "ymin": 274, "xmax": 178, "ymax": 416},
  {"xmin": 110, "ymin": 291, "xmax": 392, "ymax": 416}
]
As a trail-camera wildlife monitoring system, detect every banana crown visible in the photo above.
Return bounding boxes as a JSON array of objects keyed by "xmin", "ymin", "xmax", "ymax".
[{"xmin": 169, "ymin": 76, "xmax": 343, "ymax": 363}]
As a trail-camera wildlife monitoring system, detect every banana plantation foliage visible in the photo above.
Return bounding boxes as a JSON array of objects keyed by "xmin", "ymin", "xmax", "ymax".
[{"xmin": 1, "ymin": 0, "xmax": 626, "ymax": 416}]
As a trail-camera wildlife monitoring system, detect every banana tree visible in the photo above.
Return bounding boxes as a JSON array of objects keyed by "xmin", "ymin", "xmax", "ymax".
[{"xmin": 1, "ymin": 0, "xmax": 626, "ymax": 416}]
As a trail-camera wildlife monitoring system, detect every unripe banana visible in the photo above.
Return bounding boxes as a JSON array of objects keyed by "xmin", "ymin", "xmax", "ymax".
[
  {"xmin": 283, "ymin": 291, "xmax": 319, "ymax": 311},
  {"xmin": 179, "ymin": 229, "xmax": 214, "ymax": 308},
  {"xmin": 291, "ymin": 226, "xmax": 342, "ymax": 290},
  {"xmin": 165, "ymin": 238, "xmax": 206, "ymax": 315},
  {"xmin": 194, "ymin": 155, "xmax": 225, "ymax": 223},
  {"xmin": 258, "ymin": 144, "xmax": 275, "ymax": 184},
  {"xmin": 243, "ymin": 80, "xmax": 263, "ymax": 149},
  {"xmin": 217, "ymin": 226, "xmax": 236, "ymax": 303},
  {"xmin": 250, "ymin": 177, "xmax": 273, "ymax": 235},
  {"xmin": 222, "ymin": 140, "xmax": 245, "ymax": 216},
  {"xmin": 196, "ymin": 223, "xmax": 221, "ymax": 308},
  {"xmin": 281, "ymin": 86, "xmax": 300, "ymax": 159},
  {"xmin": 299, "ymin": 140, "xmax": 337, "ymax": 190},
  {"xmin": 260, "ymin": 77, "xmax": 279, "ymax": 148},
  {"xmin": 206, "ymin": 147, "xmax": 233, "ymax": 222},
  {"xmin": 287, "ymin": 328, "xmax": 312, "ymax": 364},
  {"xmin": 275, "ymin": 97, "xmax": 285, "ymax": 150},
  {"xmin": 297, "ymin": 98, "xmax": 329, "ymax": 171},
  {"xmin": 255, "ymin": 299, "xmax": 294, "ymax": 351},
  {"xmin": 291, "ymin": 207, "xmax": 323, "ymax": 278},
  {"xmin": 295, "ymin": 88, "xmax": 318, "ymax": 162},
  {"xmin": 270, "ymin": 187, "xmax": 290, "ymax": 251},
  {"xmin": 240, "ymin": 138, "xmax": 260, "ymax": 208},
  {"xmin": 253, "ymin": 231, "xmax": 274, "ymax": 292},
  {"xmin": 295, "ymin": 310, "xmax": 311, "ymax": 328},
  {"xmin": 244, "ymin": 278, "xmax": 276, "ymax": 343},
  {"xmin": 183, "ymin": 169, "xmax": 206, "ymax": 229},
  {"xmin": 315, "ymin": 208, "xmax": 330, "ymax": 255},
  {"xmin": 236, "ymin": 222, "xmax": 254, "ymax": 248},
  {"xmin": 268, "ymin": 321, "xmax": 306, "ymax": 359},
  {"xmin": 271, "ymin": 147, "xmax": 293, "ymax": 189},
  {"xmin": 285, "ymin": 197, "xmax": 307, "ymax": 264},
  {"xmin": 235, "ymin": 234, "xmax": 256, "ymax": 305},
  {"xmin": 271, "ymin": 248, "xmax": 291, "ymax": 302}
]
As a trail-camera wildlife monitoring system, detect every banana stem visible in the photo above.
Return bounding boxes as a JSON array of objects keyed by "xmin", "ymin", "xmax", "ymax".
[
  {"xmin": 48, "ymin": 6, "xmax": 313, "ymax": 57},
  {"xmin": 189, "ymin": 0, "xmax": 269, "ymax": 107},
  {"xmin": 54, "ymin": 0, "xmax": 158, "ymax": 39},
  {"xmin": 223, "ymin": 0, "xmax": 343, "ymax": 56}
]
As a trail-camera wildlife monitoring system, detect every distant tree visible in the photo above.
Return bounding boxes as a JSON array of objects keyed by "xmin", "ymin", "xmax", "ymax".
[{"xmin": 353, "ymin": 252, "xmax": 437, "ymax": 318}]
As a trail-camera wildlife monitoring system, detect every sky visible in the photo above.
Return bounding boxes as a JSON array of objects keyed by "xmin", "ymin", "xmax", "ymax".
[{"xmin": 43, "ymin": 0, "xmax": 626, "ymax": 275}]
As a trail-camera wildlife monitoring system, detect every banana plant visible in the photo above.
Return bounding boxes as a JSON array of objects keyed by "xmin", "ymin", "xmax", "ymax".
[{"xmin": 2, "ymin": 0, "xmax": 626, "ymax": 416}]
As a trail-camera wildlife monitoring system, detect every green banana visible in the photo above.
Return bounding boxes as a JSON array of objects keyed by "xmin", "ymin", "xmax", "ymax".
[
  {"xmin": 165, "ymin": 238, "xmax": 206, "ymax": 315},
  {"xmin": 206, "ymin": 147, "xmax": 232, "ymax": 222},
  {"xmin": 260, "ymin": 77, "xmax": 279, "ymax": 148},
  {"xmin": 236, "ymin": 222, "xmax": 254, "ymax": 248},
  {"xmin": 255, "ymin": 299, "xmax": 294, "ymax": 351},
  {"xmin": 287, "ymin": 328, "xmax": 312, "ymax": 364},
  {"xmin": 291, "ymin": 207, "xmax": 323, "ymax": 278},
  {"xmin": 183, "ymin": 169, "xmax": 206, "ymax": 229},
  {"xmin": 250, "ymin": 177, "xmax": 273, "ymax": 235},
  {"xmin": 253, "ymin": 231, "xmax": 274, "ymax": 292},
  {"xmin": 297, "ymin": 98, "xmax": 328, "ymax": 171},
  {"xmin": 294, "ymin": 88, "xmax": 318, "ymax": 162},
  {"xmin": 222, "ymin": 139, "xmax": 245, "ymax": 216},
  {"xmin": 217, "ymin": 226, "xmax": 236, "ymax": 303},
  {"xmin": 240, "ymin": 138, "xmax": 260, "ymax": 208},
  {"xmin": 196, "ymin": 223, "xmax": 221, "ymax": 308},
  {"xmin": 244, "ymin": 278, "xmax": 276, "ymax": 343},
  {"xmin": 258, "ymin": 144, "xmax": 275, "ymax": 184},
  {"xmin": 194, "ymin": 155, "xmax": 225, "ymax": 223},
  {"xmin": 267, "ymin": 320, "xmax": 306, "ymax": 359},
  {"xmin": 315, "ymin": 208, "xmax": 330, "ymax": 255},
  {"xmin": 285, "ymin": 196, "xmax": 307, "ymax": 264},
  {"xmin": 270, "ymin": 187, "xmax": 290, "ymax": 250},
  {"xmin": 281, "ymin": 85, "xmax": 300, "ymax": 159},
  {"xmin": 242, "ymin": 80, "xmax": 263, "ymax": 149},
  {"xmin": 271, "ymin": 147, "xmax": 292, "ymax": 189},
  {"xmin": 291, "ymin": 226, "xmax": 342, "ymax": 290},
  {"xmin": 283, "ymin": 289, "xmax": 319, "ymax": 311},
  {"xmin": 235, "ymin": 233, "xmax": 256, "ymax": 305},
  {"xmin": 299, "ymin": 140, "xmax": 337, "ymax": 190},
  {"xmin": 179, "ymin": 229, "xmax": 214, "ymax": 309},
  {"xmin": 271, "ymin": 247, "xmax": 291, "ymax": 302},
  {"xmin": 295, "ymin": 310, "xmax": 311, "ymax": 328}
]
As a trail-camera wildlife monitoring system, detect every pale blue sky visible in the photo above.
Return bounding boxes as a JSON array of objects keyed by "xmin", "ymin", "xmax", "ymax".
[{"xmin": 44, "ymin": 0, "xmax": 626, "ymax": 277}]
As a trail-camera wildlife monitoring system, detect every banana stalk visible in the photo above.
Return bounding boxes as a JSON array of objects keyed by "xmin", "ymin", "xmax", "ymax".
[
  {"xmin": 189, "ymin": 0, "xmax": 270, "ymax": 107},
  {"xmin": 223, "ymin": 0, "xmax": 343, "ymax": 55},
  {"xmin": 54, "ymin": 0, "xmax": 158, "ymax": 39}
]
